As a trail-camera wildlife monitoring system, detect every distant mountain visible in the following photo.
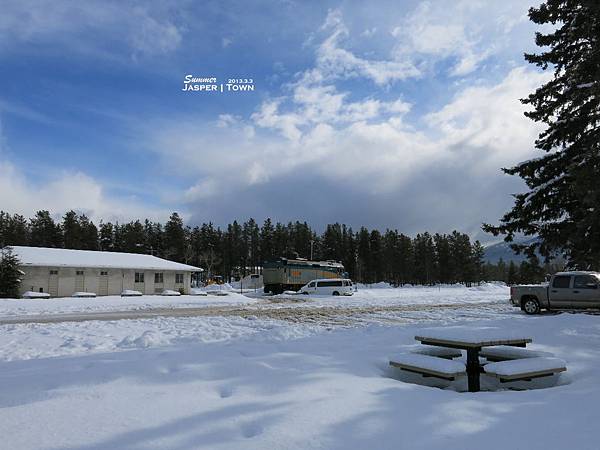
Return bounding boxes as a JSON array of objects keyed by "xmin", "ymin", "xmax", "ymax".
[{"xmin": 484, "ymin": 237, "xmax": 539, "ymax": 264}]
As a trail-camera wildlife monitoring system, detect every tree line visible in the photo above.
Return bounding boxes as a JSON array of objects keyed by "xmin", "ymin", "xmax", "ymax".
[{"xmin": 0, "ymin": 210, "xmax": 551, "ymax": 285}]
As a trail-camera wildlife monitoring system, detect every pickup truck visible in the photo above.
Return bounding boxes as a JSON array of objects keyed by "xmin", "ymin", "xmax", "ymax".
[{"xmin": 510, "ymin": 271, "xmax": 600, "ymax": 314}]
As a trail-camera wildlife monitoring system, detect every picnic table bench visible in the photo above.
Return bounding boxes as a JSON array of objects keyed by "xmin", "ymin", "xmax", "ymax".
[
  {"xmin": 409, "ymin": 345, "xmax": 462, "ymax": 360},
  {"xmin": 484, "ymin": 357, "xmax": 566, "ymax": 382},
  {"xmin": 479, "ymin": 346, "xmax": 553, "ymax": 362},
  {"xmin": 389, "ymin": 354, "xmax": 466, "ymax": 381}
]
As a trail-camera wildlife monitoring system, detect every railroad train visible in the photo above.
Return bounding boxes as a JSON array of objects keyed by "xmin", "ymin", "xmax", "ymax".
[{"xmin": 263, "ymin": 257, "xmax": 347, "ymax": 294}]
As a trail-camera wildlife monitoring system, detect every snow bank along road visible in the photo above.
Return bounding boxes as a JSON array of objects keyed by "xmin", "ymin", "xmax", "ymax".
[
  {"xmin": 0, "ymin": 300, "xmax": 509, "ymax": 326},
  {"xmin": 0, "ymin": 283, "xmax": 510, "ymax": 326}
]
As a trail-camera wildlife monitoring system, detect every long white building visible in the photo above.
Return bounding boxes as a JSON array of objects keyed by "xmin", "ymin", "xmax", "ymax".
[{"xmin": 12, "ymin": 246, "xmax": 202, "ymax": 297}]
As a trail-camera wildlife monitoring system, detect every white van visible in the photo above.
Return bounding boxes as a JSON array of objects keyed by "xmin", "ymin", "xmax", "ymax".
[{"xmin": 299, "ymin": 279, "xmax": 354, "ymax": 296}]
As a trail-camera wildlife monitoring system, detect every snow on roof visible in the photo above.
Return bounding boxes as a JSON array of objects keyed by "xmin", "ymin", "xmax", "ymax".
[{"xmin": 10, "ymin": 246, "xmax": 203, "ymax": 272}]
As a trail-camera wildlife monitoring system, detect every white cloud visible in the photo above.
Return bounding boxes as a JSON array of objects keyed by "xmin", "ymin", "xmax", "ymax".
[
  {"xmin": 391, "ymin": 0, "xmax": 533, "ymax": 77},
  {"xmin": 315, "ymin": 9, "xmax": 420, "ymax": 85},
  {"xmin": 184, "ymin": 178, "xmax": 219, "ymax": 202},
  {"xmin": 0, "ymin": 159, "xmax": 171, "ymax": 223},
  {"xmin": 216, "ymin": 114, "xmax": 238, "ymax": 128},
  {"xmin": 360, "ymin": 27, "xmax": 377, "ymax": 38},
  {"xmin": 0, "ymin": 0, "xmax": 183, "ymax": 58},
  {"xmin": 426, "ymin": 66, "xmax": 551, "ymax": 167},
  {"xmin": 252, "ymin": 100, "xmax": 304, "ymax": 142}
]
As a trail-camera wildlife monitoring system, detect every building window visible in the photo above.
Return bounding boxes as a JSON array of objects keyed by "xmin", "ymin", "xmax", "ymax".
[
  {"xmin": 135, "ymin": 272, "xmax": 145, "ymax": 283},
  {"xmin": 39, "ymin": 287, "xmax": 44, "ymax": 293},
  {"xmin": 175, "ymin": 273, "xmax": 184, "ymax": 284},
  {"xmin": 100, "ymin": 271, "xmax": 108, "ymax": 276},
  {"xmin": 154, "ymin": 273, "xmax": 164, "ymax": 284},
  {"xmin": 76, "ymin": 270, "xmax": 84, "ymax": 275},
  {"xmin": 49, "ymin": 270, "xmax": 58, "ymax": 275}
]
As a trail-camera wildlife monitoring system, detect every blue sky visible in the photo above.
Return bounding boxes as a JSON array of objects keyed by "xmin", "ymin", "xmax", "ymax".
[{"xmin": 0, "ymin": 0, "xmax": 548, "ymax": 241}]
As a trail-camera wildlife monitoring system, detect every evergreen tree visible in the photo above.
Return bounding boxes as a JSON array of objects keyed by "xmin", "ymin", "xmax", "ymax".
[
  {"xmin": 356, "ymin": 227, "xmax": 371, "ymax": 283},
  {"xmin": 507, "ymin": 261, "xmax": 519, "ymax": 286},
  {"xmin": 369, "ymin": 229, "xmax": 383, "ymax": 283},
  {"xmin": 259, "ymin": 218, "xmax": 275, "ymax": 261},
  {"xmin": 484, "ymin": 1, "xmax": 600, "ymax": 269},
  {"xmin": 413, "ymin": 233, "xmax": 436, "ymax": 285},
  {"xmin": 448, "ymin": 231, "xmax": 474, "ymax": 285},
  {"xmin": 434, "ymin": 233, "xmax": 452, "ymax": 284},
  {"xmin": 272, "ymin": 222, "xmax": 290, "ymax": 258},
  {"xmin": 144, "ymin": 220, "xmax": 163, "ymax": 257},
  {"xmin": 321, "ymin": 223, "xmax": 343, "ymax": 261},
  {"xmin": 397, "ymin": 234, "xmax": 414, "ymax": 285},
  {"xmin": 121, "ymin": 220, "xmax": 146, "ymax": 253},
  {"xmin": 79, "ymin": 215, "xmax": 99, "ymax": 250},
  {"xmin": 99, "ymin": 222, "xmax": 115, "ymax": 251},
  {"xmin": 342, "ymin": 226, "xmax": 357, "ymax": 280},
  {"xmin": 518, "ymin": 256, "xmax": 546, "ymax": 284},
  {"xmin": 471, "ymin": 241, "xmax": 486, "ymax": 284},
  {"xmin": 163, "ymin": 213, "xmax": 186, "ymax": 262},
  {"xmin": 0, "ymin": 247, "xmax": 22, "ymax": 298},
  {"xmin": 0, "ymin": 213, "xmax": 29, "ymax": 246},
  {"xmin": 62, "ymin": 210, "xmax": 81, "ymax": 249},
  {"xmin": 29, "ymin": 210, "xmax": 62, "ymax": 248},
  {"xmin": 383, "ymin": 229, "xmax": 399, "ymax": 285}
]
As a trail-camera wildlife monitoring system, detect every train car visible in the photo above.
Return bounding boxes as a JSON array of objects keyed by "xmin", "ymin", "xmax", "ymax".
[{"xmin": 263, "ymin": 257, "xmax": 346, "ymax": 294}]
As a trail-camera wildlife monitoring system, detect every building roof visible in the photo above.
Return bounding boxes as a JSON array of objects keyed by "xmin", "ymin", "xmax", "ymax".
[{"xmin": 10, "ymin": 246, "xmax": 203, "ymax": 272}]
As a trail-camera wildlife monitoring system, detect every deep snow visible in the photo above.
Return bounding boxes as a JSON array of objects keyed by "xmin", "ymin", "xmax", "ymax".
[{"xmin": 0, "ymin": 284, "xmax": 597, "ymax": 450}]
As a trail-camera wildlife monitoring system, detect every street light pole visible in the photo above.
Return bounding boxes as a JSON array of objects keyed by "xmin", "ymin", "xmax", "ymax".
[{"xmin": 310, "ymin": 240, "xmax": 314, "ymax": 260}]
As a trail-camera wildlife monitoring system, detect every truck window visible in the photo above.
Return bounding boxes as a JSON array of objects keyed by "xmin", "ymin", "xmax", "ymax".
[
  {"xmin": 574, "ymin": 275, "xmax": 599, "ymax": 289},
  {"xmin": 552, "ymin": 276, "xmax": 571, "ymax": 289}
]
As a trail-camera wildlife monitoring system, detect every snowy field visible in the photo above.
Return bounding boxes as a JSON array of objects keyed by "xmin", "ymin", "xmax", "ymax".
[
  {"xmin": 0, "ymin": 292, "xmax": 257, "ymax": 318},
  {"xmin": 0, "ymin": 283, "xmax": 508, "ymax": 318},
  {"xmin": 1, "ymin": 284, "xmax": 598, "ymax": 449}
]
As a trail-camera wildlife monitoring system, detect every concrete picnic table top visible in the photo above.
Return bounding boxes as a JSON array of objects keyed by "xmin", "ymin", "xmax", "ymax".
[{"xmin": 415, "ymin": 327, "xmax": 532, "ymax": 348}]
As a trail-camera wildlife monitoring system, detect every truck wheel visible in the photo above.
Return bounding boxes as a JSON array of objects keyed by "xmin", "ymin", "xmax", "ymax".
[
  {"xmin": 522, "ymin": 298, "xmax": 541, "ymax": 315},
  {"xmin": 332, "ymin": 291, "xmax": 340, "ymax": 296}
]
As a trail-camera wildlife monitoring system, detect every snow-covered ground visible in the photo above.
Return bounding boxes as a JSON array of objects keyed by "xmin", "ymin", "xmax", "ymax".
[
  {"xmin": 1, "ymin": 311, "xmax": 599, "ymax": 449},
  {"xmin": 0, "ymin": 291, "xmax": 257, "ymax": 318},
  {"xmin": 0, "ymin": 283, "xmax": 509, "ymax": 317},
  {"xmin": 2, "ymin": 284, "xmax": 597, "ymax": 449}
]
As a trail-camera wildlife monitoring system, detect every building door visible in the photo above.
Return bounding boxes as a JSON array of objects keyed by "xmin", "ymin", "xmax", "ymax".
[
  {"xmin": 134, "ymin": 272, "xmax": 145, "ymax": 294},
  {"xmin": 75, "ymin": 270, "xmax": 85, "ymax": 292},
  {"xmin": 48, "ymin": 270, "xmax": 59, "ymax": 297},
  {"xmin": 154, "ymin": 272, "xmax": 164, "ymax": 294},
  {"xmin": 99, "ymin": 271, "xmax": 109, "ymax": 296}
]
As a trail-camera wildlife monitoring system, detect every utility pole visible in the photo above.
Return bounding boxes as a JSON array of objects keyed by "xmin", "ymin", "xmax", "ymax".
[{"xmin": 310, "ymin": 240, "xmax": 314, "ymax": 261}]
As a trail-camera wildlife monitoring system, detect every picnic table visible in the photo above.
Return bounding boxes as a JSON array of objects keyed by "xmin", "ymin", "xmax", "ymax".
[{"xmin": 414, "ymin": 328, "xmax": 532, "ymax": 392}]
